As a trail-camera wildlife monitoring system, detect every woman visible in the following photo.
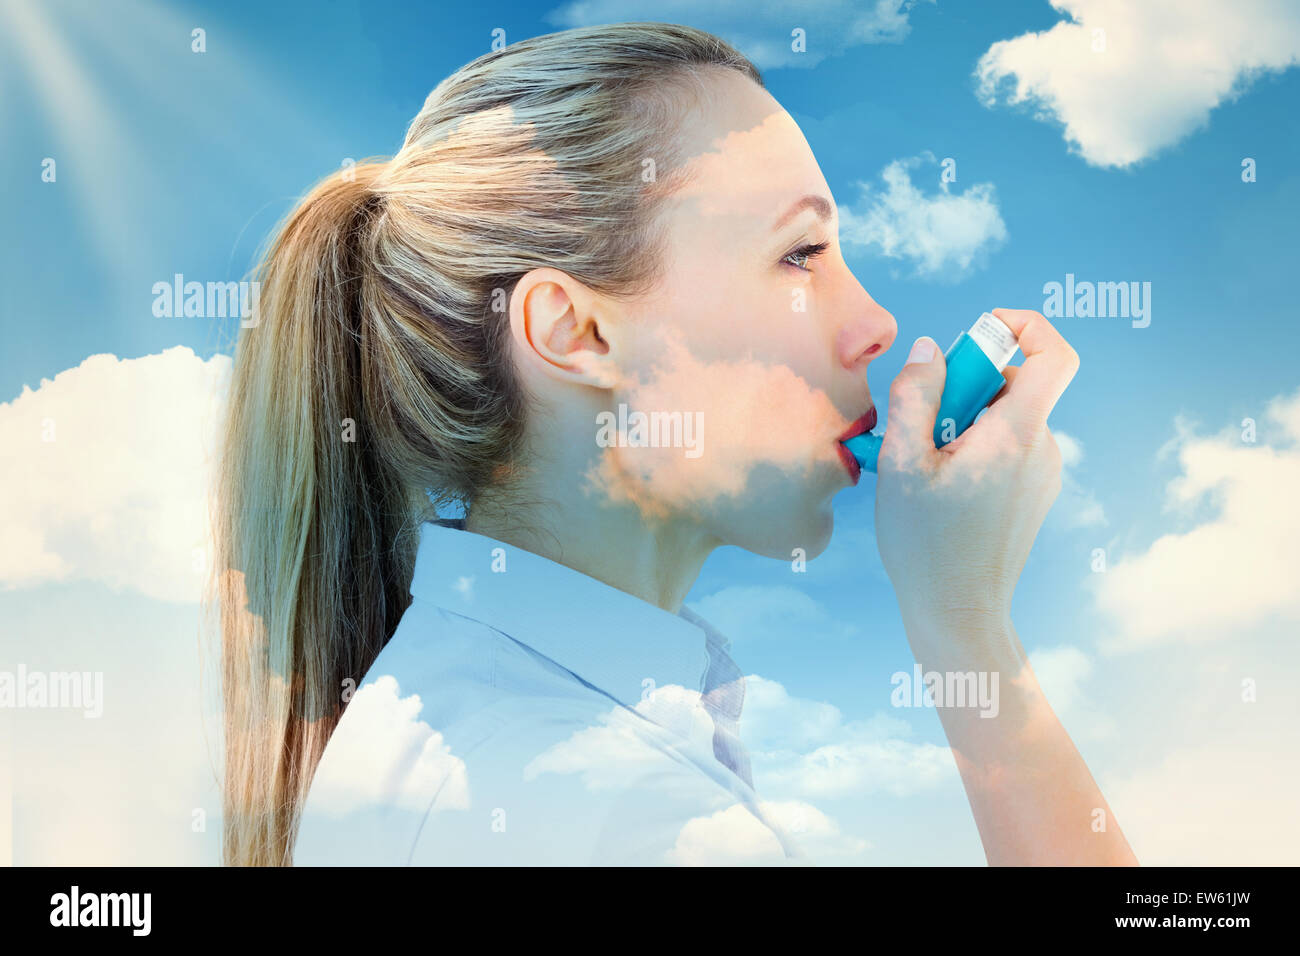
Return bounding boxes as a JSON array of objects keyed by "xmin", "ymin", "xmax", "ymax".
[{"xmin": 214, "ymin": 22, "xmax": 1137, "ymax": 866}]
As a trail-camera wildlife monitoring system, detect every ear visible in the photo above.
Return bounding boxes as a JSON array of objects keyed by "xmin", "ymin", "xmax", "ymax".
[{"xmin": 508, "ymin": 267, "xmax": 621, "ymax": 388}]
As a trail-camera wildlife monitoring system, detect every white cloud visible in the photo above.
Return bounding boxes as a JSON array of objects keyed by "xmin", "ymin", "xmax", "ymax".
[
  {"xmin": 1106, "ymin": 741, "xmax": 1300, "ymax": 864},
  {"xmin": 666, "ymin": 799, "xmax": 869, "ymax": 865},
  {"xmin": 975, "ymin": 0, "xmax": 1300, "ymax": 168},
  {"xmin": 757, "ymin": 799, "xmax": 871, "ymax": 859},
  {"xmin": 1090, "ymin": 388, "xmax": 1300, "ymax": 651},
  {"xmin": 758, "ymin": 732, "xmax": 956, "ymax": 798},
  {"xmin": 737, "ymin": 674, "xmax": 847, "ymax": 751},
  {"xmin": 544, "ymin": 0, "xmax": 933, "ymax": 70},
  {"xmin": 524, "ymin": 683, "xmax": 721, "ymax": 790},
  {"xmin": 524, "ymin": 675, "xmax": 891, "ymax": 857},
  {"xmin": 665, "ymin": 803, "xmax": 788, "ymax": 865},
  {"xmin": 1027, "ymin": 644, "xmax": 1091, "ymax": 713},
  {"xmin": 1026, "ymin": 644, "xmax": 1115, "ymax": 741},
  {"xmin": 838, "ymin": 154, "xmax": 1008, "ymax": 281},
  {"xmin": 308, "ymin": 675, "xmax": 470, "ymax": 816},
  {"xmin": 742, "ymin": 675, "xmax": 957, "ymax": 798},
  {"xmin": 4, "ymin": 587, "xmax": 223, "ymax": 865},
  {"xmin": 1048, "ymin": 429, "xmax": 1106, "ymax": 529},
  {"xmin": 524, "ymin": 670, "xmax": 955, "ymax": 802},
  {"xmin": 1055, "ymin": 429, "xmax": 1084, "ymax": 468},
  {"xmin": 0, "ymin": 347, "xmax": 229, "ymax": 603}
]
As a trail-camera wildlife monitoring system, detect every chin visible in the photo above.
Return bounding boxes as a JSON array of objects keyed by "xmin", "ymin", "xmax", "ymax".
[{"xmin": 723, "ymin": 496, "xmax": 835, "ymax": 562}]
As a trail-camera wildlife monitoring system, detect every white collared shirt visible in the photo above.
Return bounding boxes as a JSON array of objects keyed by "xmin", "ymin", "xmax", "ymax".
[{"xmin": 294, "ymin": 519, "xmax": 806, "ymax": 865}]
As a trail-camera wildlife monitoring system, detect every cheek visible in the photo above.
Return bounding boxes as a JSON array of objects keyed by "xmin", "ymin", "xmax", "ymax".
[
  {"xmin": 718, "ymin": 273, "xmax": 829, "ymax": 389},
  {"xmin": 583, "ymin": 330, "xmax": 841, "ymax": 520},
  {"xmin": 650, "ymin": 255, "xmax": 827, "ymax": 378},
  {"xmin": 664, "ymin": 266, "xmax": 816, "ymax": 353}
]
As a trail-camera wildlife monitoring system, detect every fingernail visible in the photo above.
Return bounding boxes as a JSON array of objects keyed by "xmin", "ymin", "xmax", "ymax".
[{"xmin": 904, "ymin": 337, "xmax": 936, "ymax": 366}]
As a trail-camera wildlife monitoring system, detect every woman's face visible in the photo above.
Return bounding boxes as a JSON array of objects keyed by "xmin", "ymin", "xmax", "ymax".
[{"xmin": 593, "ymin": 69, "xmax": 897, "ymax": 560}]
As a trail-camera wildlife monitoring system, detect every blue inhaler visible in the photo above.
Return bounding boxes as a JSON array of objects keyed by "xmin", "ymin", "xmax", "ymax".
[{"xmin": 843, "ymin": 312, "xmax": 1020, "ymax": 474}]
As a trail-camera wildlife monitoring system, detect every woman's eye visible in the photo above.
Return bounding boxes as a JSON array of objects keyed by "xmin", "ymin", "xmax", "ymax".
[{"xmin": 782, "ymin": 241, "xmax": 830, "ymax": 271}]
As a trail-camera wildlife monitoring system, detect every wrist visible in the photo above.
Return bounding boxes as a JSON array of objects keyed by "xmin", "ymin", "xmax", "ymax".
[{"xmin": 900, "ymin": 605, "xmax": 1021, "ymax": 672}]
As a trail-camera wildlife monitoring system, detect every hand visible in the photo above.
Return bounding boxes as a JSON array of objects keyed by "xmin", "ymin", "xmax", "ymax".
[{"xmin": 873, "ymin": 308, "xmax": 1079, "ymax": 632}]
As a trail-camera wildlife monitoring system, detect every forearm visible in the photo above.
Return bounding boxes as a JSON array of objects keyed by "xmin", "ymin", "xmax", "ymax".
[{"xmin": 902, "ymin": 608, "xmax": 1138, "ymax": 866}]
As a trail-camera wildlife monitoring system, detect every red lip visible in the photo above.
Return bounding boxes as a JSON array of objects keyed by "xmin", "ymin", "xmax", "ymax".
[
  {"xmin": 834, "ymin": 405, "xmax": 875, "ymax": 485},
  {"xmin": 838, "ymin": 406, "xmax": 877, "ymax": 441},
  {"xmin": 836, "ymin": 442, "xmax": 861, "ymax": 484}
]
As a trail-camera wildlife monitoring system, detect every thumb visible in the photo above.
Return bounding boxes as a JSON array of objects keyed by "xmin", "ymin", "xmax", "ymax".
[{"xmin": 882, "ymin": 336, "xmax": 946, "ymax": 471}]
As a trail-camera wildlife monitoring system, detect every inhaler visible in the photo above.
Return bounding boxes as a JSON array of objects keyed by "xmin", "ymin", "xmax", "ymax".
[{"xmin": 843, "ymin": 312, "xmax": 1020, "ymax": 474}]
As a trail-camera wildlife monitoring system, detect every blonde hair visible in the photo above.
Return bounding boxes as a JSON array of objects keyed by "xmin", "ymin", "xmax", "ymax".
[{"xmin": 211, "ymin": 22, "xmax": 762, "ymax": 866}]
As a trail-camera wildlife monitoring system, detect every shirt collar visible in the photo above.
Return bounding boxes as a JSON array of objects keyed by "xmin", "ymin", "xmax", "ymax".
[{"xmin": 407, "ymin": 519, "xmax": 714, "ymax": 707}]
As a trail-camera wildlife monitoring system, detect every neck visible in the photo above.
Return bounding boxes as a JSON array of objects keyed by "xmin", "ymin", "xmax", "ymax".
[{"xmin": 466, "ymin": 466, "xmax": 718, "ymax": 614}]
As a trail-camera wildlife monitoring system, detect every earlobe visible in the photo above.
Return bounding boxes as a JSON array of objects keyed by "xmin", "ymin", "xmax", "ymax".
[{"xmin": 509, "ymin": 268, "xmax": 618, "ymax": 388}]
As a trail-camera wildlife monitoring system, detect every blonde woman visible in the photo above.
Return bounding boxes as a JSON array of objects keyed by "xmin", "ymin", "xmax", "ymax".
[{"xmin": 213, "ymin": 22, "xmax": 1137, "ymax": 867}]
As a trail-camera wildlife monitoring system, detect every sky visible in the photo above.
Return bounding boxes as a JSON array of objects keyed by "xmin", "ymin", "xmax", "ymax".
[{"xmin": 2, "ymin": 0, "xmax": 1299, "ymax": 865}]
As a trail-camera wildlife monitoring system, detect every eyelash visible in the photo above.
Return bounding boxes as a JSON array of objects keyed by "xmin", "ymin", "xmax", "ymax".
[{"xmin": 782, "ymin": 241, "xmax": 830, "ymax": 272}]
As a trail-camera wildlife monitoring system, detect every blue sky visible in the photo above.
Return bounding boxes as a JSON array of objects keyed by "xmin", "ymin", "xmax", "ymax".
[{"xmin": 3, "ymin": 0, "xmax": 1299, "ymax": 864}]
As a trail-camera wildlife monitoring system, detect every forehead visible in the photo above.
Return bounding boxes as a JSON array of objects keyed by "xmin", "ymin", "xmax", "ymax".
[{"xmin": 663, "ymin": 70, "xmax": 829, "ymax": 228}]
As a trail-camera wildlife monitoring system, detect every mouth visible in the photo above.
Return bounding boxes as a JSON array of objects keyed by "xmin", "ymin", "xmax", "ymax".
[
  {"xmin": 836, "ymin": 441, "xmax": 861, "ymax": 484},
  {"xmin": 835, "ymin": 406, "xmax": 876, "ymax": 485},
  {"xmin": 838, "ymin": 406, "xmax": 878, "ymax": 442}
]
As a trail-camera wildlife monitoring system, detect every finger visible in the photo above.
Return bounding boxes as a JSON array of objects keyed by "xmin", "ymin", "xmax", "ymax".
[
  {"xmin": 991, "ymin": 363, "xmax": 1019, "ymax": 402},
  {"xmin": 940, "ymin": 367, "xmax": 1017, "ymax": 454},
  {"xmin": 989, "ymin": 308, "xmax": 1079, "ymax": 439},
  {"xmin": 881, "ymin": 336, "xmax": 946, "ymax": 472}
]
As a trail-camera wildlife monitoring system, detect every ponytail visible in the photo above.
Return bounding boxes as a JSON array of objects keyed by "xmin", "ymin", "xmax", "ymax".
[{"xmin": 214, "ymin": 162, "xmax": 425, "ymax": 866}]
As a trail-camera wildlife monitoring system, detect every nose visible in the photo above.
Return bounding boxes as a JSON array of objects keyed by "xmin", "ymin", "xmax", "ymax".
[{"xmin": 836, "ymin": 290, "xmax": 897, "ymax": 372}]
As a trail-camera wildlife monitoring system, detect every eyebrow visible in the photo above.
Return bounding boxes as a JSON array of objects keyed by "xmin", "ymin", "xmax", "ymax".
[{"xmin": 772, "ymin": 194, "xmax": 835, "ymax": 232}]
